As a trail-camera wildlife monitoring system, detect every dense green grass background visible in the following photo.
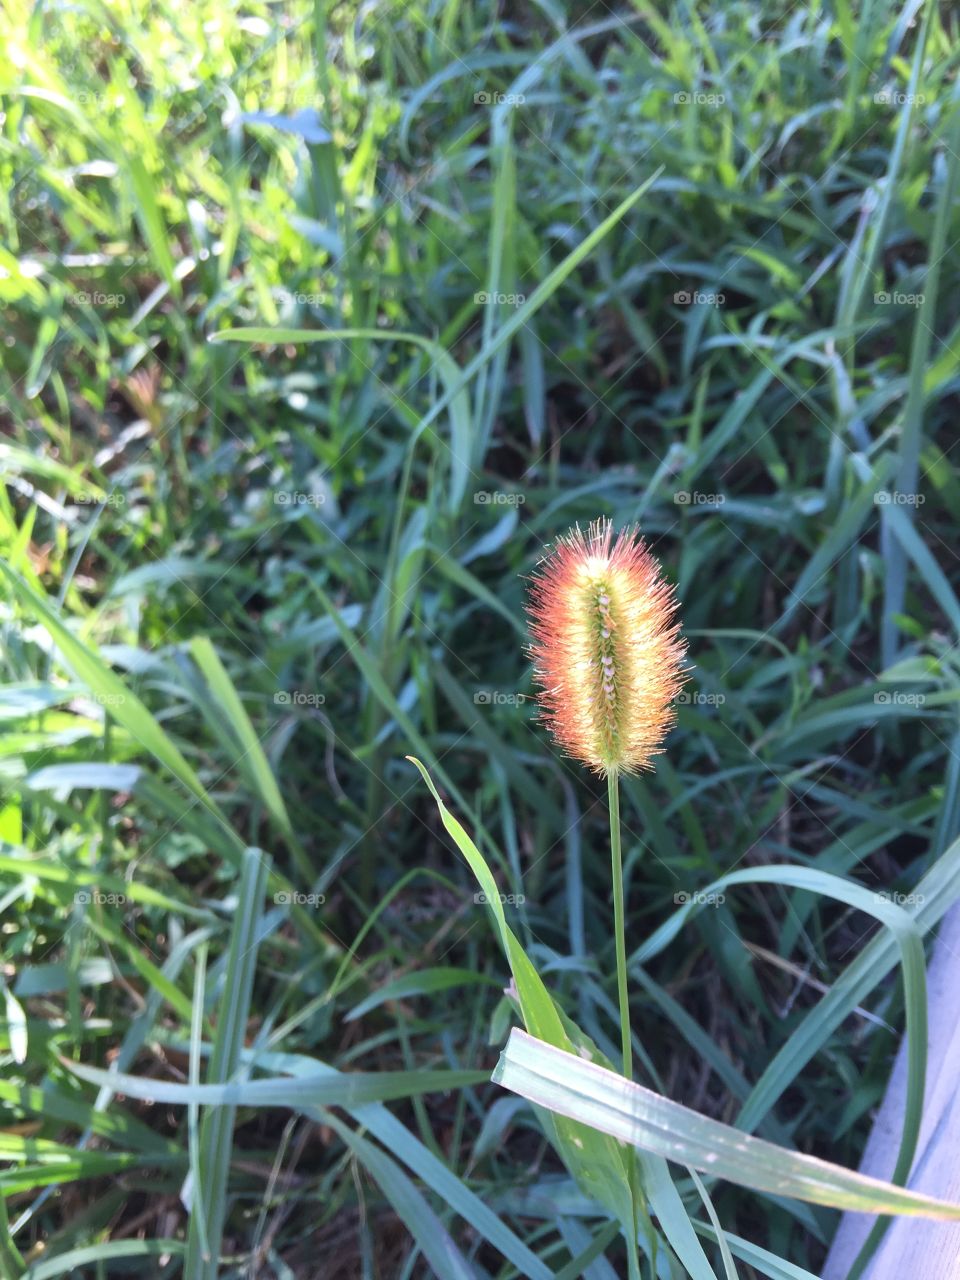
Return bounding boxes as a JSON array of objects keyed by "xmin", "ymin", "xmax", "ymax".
[{"xmin": 2, "ymin": 0, "xmax": 960, "ymax": 1275}]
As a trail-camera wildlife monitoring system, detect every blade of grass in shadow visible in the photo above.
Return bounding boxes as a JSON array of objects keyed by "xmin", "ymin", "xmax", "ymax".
[
  {"xmin": 884, "ymin": 491, "xmax": 960, "ymax": 637},
  {"xmin": 189, "ymin": 636, "xmax": 313, "ymax": 880},
  {"xmin": 307, "ymin": 581, "xmax": 484, "ymax": 833},
  {"xmin": 881, "ymin": 83, "xmax": 960, "ymax": 664},
  {"xmin": 690, "ymin": 1168, "xmax": 739, "ymax": 1280},
  {"xmin": 242, "ymin": 1045, "xmax": 554, "ymax": 1280},
  {"xmin": 554, "ymin": 1219, "xmax": 621, "ymax": 1280},
  {"xmin": 22, "ymin": 1241, "xmax": 184, "ymax": 1280},
  {"xmin": 693, "ymin": 1220, "xmax": 822, "ymax": 1280},
  {"xmin": 321, "ymin": 1111, "xmax": 479, "ymax": 1280}
]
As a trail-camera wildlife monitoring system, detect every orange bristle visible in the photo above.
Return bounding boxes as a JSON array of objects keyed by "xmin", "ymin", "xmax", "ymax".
[{"xmin": 525, "ymin": 518, "xmax": 686, "ymax": 776}]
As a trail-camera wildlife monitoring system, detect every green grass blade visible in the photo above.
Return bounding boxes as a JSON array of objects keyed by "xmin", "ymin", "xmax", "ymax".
[
  {"xmin": 184, "ymin": 846, "xmax": 271, "ymax": 1278},
  {"xmin": 0, "ymin": 564, "xmax": 223, "ymax": 819},
  {"xmin": 494, "ymin": 1029, "xmax": 960, "ymax": 1219}
]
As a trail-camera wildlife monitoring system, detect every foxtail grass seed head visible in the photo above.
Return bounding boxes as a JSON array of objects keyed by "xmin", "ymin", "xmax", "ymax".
[{"xmin": 525, "ymin": 519, "xmax": 687, "ymax": 776}]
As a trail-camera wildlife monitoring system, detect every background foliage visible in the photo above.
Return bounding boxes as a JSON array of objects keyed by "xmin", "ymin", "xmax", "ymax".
[{"xmin": 2, "ymin": 0, "xmax": 960, "ymax": 1275}]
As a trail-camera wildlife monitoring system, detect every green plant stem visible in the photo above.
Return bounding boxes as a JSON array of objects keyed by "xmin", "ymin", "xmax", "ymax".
[
  {"xmin": 608, "ymin": 770, "xmax": 632, "ymax": 1082},
  {"xmin": 609, "ymin": 769, "xmax": 643, "ymax": 1275}
]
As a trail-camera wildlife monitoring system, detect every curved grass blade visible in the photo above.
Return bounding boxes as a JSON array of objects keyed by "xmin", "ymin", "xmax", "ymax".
[
  {"xmin": 494, "ymin": 1029, "xmax": 960, "ymax": 1219},
  {"xmin": 64, "ymin": 1059, "xmax": 489, "ymax": 1108},
  {"xmin": 22, "ymin": 1240, "xmax": 184, "ymax": 1280},
  {"xmin": 323, "ymin": 1111, "xmax": 480, "ymax": 1280},
  {"xmin": 632, "ymin": 865, "xmax": 927, "ymax": 1224},
  {"xmin": 408, "ymin": 756, "xmax": 716, "ymax": 1280},
  {"xmin": 344, "ymin": 967, "xmax": 501, "ymax": 1022},
  {"xmin": 184, "ymin": 846, "xmax": 270, "ymax": 1279},
  {"xmin": 693, "ymin": 1221, "xmax": 822, "ymax": 1280},
  {"xmin": 734, "ymin": 830, "xmax": 960, "ymax": 1143},
  {"xmin": 240, "ymin": 1045, "xmax": 553, "ymax": 1280}
]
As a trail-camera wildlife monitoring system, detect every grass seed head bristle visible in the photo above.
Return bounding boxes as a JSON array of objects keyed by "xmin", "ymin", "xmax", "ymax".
[{"xmin": 525, "ymin": 518, "xmax": 687, "ymax": 776}]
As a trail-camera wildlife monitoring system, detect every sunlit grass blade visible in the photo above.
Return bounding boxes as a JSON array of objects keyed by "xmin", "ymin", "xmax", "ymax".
[
  {"xmin": 633, "ymin": 864, "xmax": 928, "ymax": 1215},
  {"xmin": 494, "ymin": 1029, "xmax": 960, "ymax": 1219},
  {"xmin": 189, "ymin": 636, "xmax": 313, "ymax": 880},
  {"xmin": 0, "ymin": 563, "xmax": 223, "ymax": 819},
  {"xmin": 184, "ymin": 846, "xmax": 270, "ymax": 1278},
  {"xmin": 64, "ymin": 1060, "xmax": 489, "ymax": 1107}
]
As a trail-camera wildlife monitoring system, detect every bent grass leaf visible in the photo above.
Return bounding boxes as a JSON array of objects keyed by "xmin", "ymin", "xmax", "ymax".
[
  {"xmin": 63, "ymin": 1061, "xmax": 489, "ymax": 1108},
  {"xmin": 22, "ymin": 1241, "xmax": 184, "ymax": 1280},
  {"xmin": 323, "ymin": 1112, "xmax": 479, "ymax": 1280},
  {"xmin": 247, "ymin": 1045, "xmax": 553, "ymax": 1280},
  {"xmin": 408, "ymin": 756, "xmax": 700, "ymax": 1275},
  {"xmin": 406, "ymin": 759, "xmax": 633, "ymax": 1211},
  {"xmin": 494, "ymin": 1029, "xmax": 960, "ymax": 1220},
  {"xmin": 632, "ymin": 861, "xmax": 929, "ymax": 1261}
]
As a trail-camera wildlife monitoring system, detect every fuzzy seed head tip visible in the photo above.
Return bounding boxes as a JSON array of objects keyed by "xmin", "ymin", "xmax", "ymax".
[{"xmin": 524, "ymin": 518, "xmax": 687, "ymax": 776}]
